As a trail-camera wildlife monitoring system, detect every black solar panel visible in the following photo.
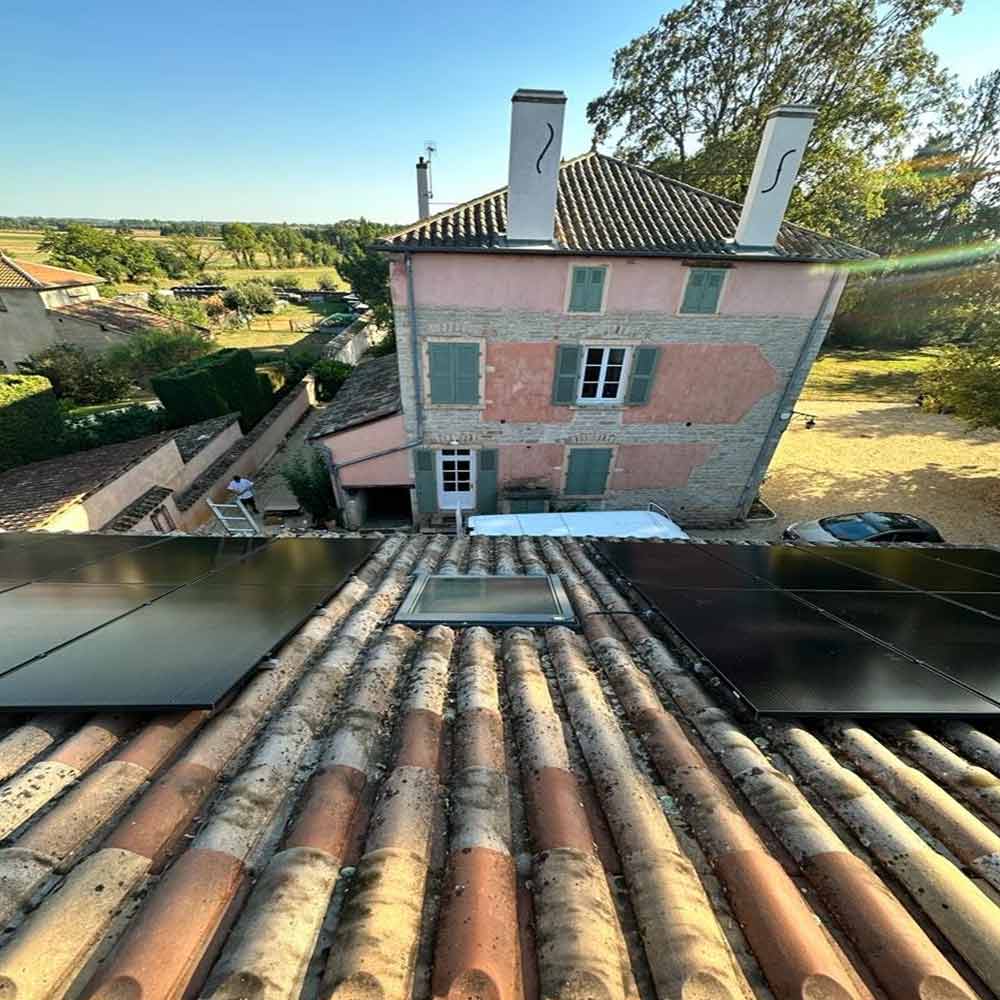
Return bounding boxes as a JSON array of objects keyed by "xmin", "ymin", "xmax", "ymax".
[
  {"xmin": 918, "ymin": 548, "xmax": 1000, "ymax": 580},
  {"xmin": 0, "ymin": 534, "xmax": 381, "ymax": 710},
  {"xmin": 594, "ymin": 540, "xmax": 1000, "ymax": 718}
]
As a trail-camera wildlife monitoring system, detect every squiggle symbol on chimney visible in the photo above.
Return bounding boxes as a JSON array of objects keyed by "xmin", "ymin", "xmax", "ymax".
[
  {"xmin": 536, "ymin": 123, "xmax": 555, "ymax": 174},
  {"xmin": 761, "ymin": 148, "xmax": 797, "ymax": 193}
]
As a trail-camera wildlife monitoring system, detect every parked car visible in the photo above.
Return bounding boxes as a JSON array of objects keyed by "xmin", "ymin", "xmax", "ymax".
[{"xmin": 783, "ymin": 512, "xmax": 944, "ymax": 544}]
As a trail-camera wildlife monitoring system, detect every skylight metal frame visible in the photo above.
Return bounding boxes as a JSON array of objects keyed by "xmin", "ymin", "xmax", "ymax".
[{"xmin": 394, "ymin": 573, "xmax": 577, "ymax": 627}]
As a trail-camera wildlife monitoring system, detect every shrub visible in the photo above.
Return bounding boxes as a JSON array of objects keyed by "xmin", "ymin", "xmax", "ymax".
[
  {"xmin": 269, "ymin": 274, "xmax": 302, "ymax": 289},
  {"xmin": 106, "ymin": 327, "xmax": 212, "ymax": 387},
  {"xmin": 204, "ymin": 294, "xmax": 226, "ymax": 320},
  {"xmin": 147, "ymin": 295, "xmax": 210, "ymax": 329},
  {"xmin": 312, "ymin": 359, "xmax": 352, "ymax": 401},
  {"xmin": 17, "ymin": 343, "xmax": 130, "ymax": 405},
  {"xmin": 194, "ymin": 271, "xmax": 226, "ymax": 286},
  {"xmin": 0, "ymin": 375, "xmax": 65, "ymax": 472},
  {"xmin": 152, "ymin": 348, "xmax": 273, "ymax": 430},
  {"xmin": 919, "ymin": 332, "xmax": 1000, "ymax": 427},
  {"xmin": 283, "ymin": 348, "xmax": 321, "ymax": 384},
  {"xmin": 367, "ymin": 331, "xmax": 397, "ymax": 358},
  {"xmin": 317, "ymin": 273, "xmax": 338, "ymax": 290},
  {"xmin": 282, "ymin": 448, "xmax": 336, "ymax": 525},
  {"xmin": 62, "ymin": 405, "xmax": 173, "ymax": 452},
  {"xmin": 223, "ymin": 280, "xmax": 276, "ymax": 315}
]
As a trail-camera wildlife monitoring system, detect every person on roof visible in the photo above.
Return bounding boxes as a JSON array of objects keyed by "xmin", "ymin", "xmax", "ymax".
[{"xmin": 227, "ymin": 474, "xmax": 257, "ymax": 513}]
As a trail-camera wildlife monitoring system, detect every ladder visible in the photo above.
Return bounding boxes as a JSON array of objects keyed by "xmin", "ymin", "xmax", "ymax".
[{"xmin": 207, "ymin": 499, "xmax": 261, "ymax": 536}]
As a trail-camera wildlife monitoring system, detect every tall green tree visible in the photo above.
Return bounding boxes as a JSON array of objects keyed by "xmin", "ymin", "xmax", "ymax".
[
  {"xmin": 39, "ymin": 223, "xmax": 158, "ymax": 281},
  {"xmin": 588, "ymin": 0, "xmax": 962, "ymax": 240},
  {"xmin": 220, "ymin": 223, "xmax": 259, "ymax": 268}
]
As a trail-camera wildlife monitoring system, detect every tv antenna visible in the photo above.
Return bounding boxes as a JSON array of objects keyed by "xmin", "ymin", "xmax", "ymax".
[{"xmin": 423, "ymin": 141, "xmax": 437, "ymax": 199}]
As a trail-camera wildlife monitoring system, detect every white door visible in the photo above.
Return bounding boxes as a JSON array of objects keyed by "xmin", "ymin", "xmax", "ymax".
[{"xmin": 437, "ymin": 449, "xmax": 476, "ymax": 510}]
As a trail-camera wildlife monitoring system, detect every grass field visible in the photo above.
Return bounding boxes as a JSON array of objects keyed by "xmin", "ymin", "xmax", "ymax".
[
  {"xmin": 0, "ymin": 229, "xmax": 347, "ymax": 292},
  {"xmin": 800, "ymin": 348, "xmax": 940, "ymax": 403}
]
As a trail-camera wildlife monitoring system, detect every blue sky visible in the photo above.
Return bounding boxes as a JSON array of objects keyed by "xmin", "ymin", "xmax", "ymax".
[{"xmin": 0, "ymin": 0, "xmax": 995, "ymax": 224}]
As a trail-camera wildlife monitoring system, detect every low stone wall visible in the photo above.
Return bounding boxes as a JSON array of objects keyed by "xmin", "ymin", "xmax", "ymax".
[
  {"xmin": 325, "ymin": 313, "xmax": 388, "ymax": 365},
  {"xmin": 173, "ymin": 378, "xmax": 314, "ymax": 530}
]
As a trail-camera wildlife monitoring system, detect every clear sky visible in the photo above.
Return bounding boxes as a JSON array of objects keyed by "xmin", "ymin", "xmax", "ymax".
[{"xmin": 0, "ymin": 0, "xmax": 995, "ymax": 225}]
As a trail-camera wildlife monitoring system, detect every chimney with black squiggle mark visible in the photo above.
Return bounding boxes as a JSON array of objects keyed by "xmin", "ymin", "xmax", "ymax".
[
  {"xmin": 735, "ymin": 105, "xmax": 818, "ymax": 252},
  {"xmin": 507, "ymin": 89, "xmax": 567, "ymax": 245}
]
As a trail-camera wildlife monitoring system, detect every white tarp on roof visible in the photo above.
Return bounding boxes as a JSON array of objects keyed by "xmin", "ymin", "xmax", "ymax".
[{"xmin": 468, "ymin": 509, "xmax": 688, "ymax": 539}]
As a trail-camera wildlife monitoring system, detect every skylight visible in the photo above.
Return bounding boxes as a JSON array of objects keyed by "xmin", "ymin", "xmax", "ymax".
[{"xmin": 394, "ymin": 573, "xmax": 576, "ymax": 627}]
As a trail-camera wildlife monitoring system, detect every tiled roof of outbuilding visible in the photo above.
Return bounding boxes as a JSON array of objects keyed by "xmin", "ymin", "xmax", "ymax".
[
  {"xmin": 0, "ymin": 255, "xmax": 104, "ymax": 290},
  {"xmin": 0, "ymin": 533, "xmax": 998, "ymax": 1000},
  {"xmin": 374, "ymin": 151, "xmax": 875, "ymax": 262},
  {"xmin": 104, "ymin": 485, "xmax": 175, "ymax": 531},
  {"xmin": 309, "ymin": 353, "xmax": 401, "ymax": 437},
  {"xmin": 50, "ymin": 299, "xmax": 187, "ymax": 334}
]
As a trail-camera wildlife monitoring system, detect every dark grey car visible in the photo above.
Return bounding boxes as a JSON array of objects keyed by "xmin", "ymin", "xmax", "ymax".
[{"xmin": 783, "ymin": 511, "xmax": 944, "ymax": 544}]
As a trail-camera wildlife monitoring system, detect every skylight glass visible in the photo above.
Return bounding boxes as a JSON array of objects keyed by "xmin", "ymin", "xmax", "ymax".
[{"xmin": 394, "ymin": 574, "xmax": 576, "ymax": 627}]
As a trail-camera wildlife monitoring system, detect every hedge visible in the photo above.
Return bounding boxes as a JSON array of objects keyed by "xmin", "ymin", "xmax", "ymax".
[
  {"xmin": 0, "ymin": 375, "xmax": 65, "ymax": 473},
  {"xmin": 152, "ymin": 348, "xmax": 273, "ymax": 431}
]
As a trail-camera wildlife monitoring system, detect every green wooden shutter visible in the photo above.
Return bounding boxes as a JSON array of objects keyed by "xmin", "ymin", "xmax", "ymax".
[
  {"xmin": 428, "ymin": 344, "xmax": 455, "ymax": 403},
  {"xmin": 568, "ymin": 267, "xmax": 590, "ymax": 311},
  {"xmin": 453, "ymin": 343, "xmax": 480, "ymax": 404},
  {"xmin": 626, "ymin": 347, "xmax": 660, "ymax": 405},
  {"xmin": 565, "ymin": 448, "xmax": 612, "ymax": 496},
  {"xmin": 551, "ymin": 344, "xmax": 582, "ymax": 404},
  {"xmin": 681, "ymin": 268, "xmax": 724, "ymax": 314},
  {"xmin": 414, "ymin": 449, "xmax": 437, "ymax": 513},
  {"xmin": 586, "ymin": 267, "xmax": 606, "ymax": 312},
  {"xmin": 477, "ymin": 449, "xmax": 498, "ymax": 513}
]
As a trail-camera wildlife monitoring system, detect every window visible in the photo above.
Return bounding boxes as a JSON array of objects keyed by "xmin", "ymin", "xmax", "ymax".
[
  {"xmin": 395, "ymin": 573, "xmax": 576, "ymax": 626},
  {"xmin": 565, "ymin": 447, "xmax": 613, "ymax": 496},
  {"xmin": 568, "ymin": 266, "xmax": 607, "ymax": 313},
  {"xmin": 0, "ymin": 295, "xmax": 7, "ymax": 312},
  {"xmin": 680, "ymin": 268, "xmax": 726, "ymax": 314},
  {"xmin": 578, "ymin": 346, "xmax": 630, "ymax": 403},
  {"xmin": 427, "ymin": 342, "xmax": 480, "ymax": 404}
]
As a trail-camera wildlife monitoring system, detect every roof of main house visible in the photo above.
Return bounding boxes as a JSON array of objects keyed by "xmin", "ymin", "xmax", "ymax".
[
  {"xmin": 0, "ymin": 530, "xmax": 996, "ymax": 999},
  {"xmin": 0, "ymin": 254, "xmax": 104, "ymax": 290},
  {"xmin": 374, "ymin": 150, "xmax": 875, "ymax": 262},
  {"xmin": 309, "ymin": 352, "xmax": 401, "ymax": 437}
]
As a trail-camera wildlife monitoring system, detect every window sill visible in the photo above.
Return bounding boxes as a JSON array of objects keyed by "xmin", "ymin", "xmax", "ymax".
[{"xmin": 427, "ymin": 403, "xmax": 485, "ymax": 410}]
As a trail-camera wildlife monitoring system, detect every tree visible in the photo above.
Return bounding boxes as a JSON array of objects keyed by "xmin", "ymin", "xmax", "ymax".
[
  {"xmin": 282, "ymin": 448, "xmax": 337, "ymax": 525},
  {"xmin": 223, "ymin": 280, "xmax": 276, "ymax": 314},
  {"xmin": 587, "ymin": 0, "xmax": 961, "ymax": 241},
  {"xmin": 38, "ymin": 223, "xmax": 158, "ymax": 282},
  {"xmin": 919, "ymin": 324, "xmax": 1000, "ymax": 426},
  {"xmin": 220, "ymin": 223, "xmax": 259, "ymax": 268},
  {"xmin": 17, "ymin": 343, "xmax": 131, "ymax": 405},
  {"xmin": 312, "ymin": 360, "xmax": 353, "ymax": 401},
  {"xmin": 105, "ymin": 327, "xmax": 212, "ymax": 387},
  {"xmin": 168, "ymin": 234, "xmax": 222, "ymax": 275}
]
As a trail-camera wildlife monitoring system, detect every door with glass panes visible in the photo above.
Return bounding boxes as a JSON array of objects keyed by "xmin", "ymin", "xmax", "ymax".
[{"xmin": 437, "ymin": 449, "xmax": 476, "ymax": 509}]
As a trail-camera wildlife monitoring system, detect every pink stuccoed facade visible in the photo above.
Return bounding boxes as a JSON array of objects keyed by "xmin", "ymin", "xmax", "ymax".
[{"xmin": 381, "ymin": 250, "xmax": 846, "ymax": 525}]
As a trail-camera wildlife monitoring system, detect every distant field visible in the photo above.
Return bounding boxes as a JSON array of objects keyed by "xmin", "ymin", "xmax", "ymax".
[
  {"xmin": 0, "ymin": 229, "xmax": 347, "ymax": 292},
  {"xmin": 800, "ymin": 348, "xmax": 940, "ymax": 403}
]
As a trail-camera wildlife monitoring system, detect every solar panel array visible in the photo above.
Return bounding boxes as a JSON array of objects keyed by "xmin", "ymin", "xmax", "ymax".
[
  {"xmin": 0, "ymin": 533, "xmax": 379, "ymax": 710},
  {"xmin": 596, "ymin": 541, "xmax": 1000, "ymax": 718}
]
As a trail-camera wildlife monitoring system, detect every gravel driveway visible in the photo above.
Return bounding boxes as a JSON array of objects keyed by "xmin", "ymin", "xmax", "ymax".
[{"xmin": 694, "ymin": 400, "xmax": 1000, "ymax": 545}]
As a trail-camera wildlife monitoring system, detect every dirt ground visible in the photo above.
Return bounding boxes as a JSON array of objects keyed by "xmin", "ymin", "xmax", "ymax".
[{"xmin": 694, "ymin": 399, "xmax": 1000, "ymax": 545}]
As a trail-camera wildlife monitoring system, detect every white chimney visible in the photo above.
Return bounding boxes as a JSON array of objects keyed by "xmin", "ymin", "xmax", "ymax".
[
  {"xmin": 416, "ymin": 156, "xmax": 431, "ymax": 220},
  {"xmin": 506, "ymin": 89, "xmax": 566, "ymax": 245},
  {"xmin": 735, "ymin": 105, "xmax": 818, "ymax": 251}
]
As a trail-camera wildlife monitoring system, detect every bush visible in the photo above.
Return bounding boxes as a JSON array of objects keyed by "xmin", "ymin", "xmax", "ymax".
[
  {"xmin": 17, "ymin": 343, "xmax": 130, "ymax": 405},
  {"xmin": 204, "ymin": 294, "xmax": 226, "ymax": 320},
  {"xmin": 222, "ymin": 280, "xmax": 276, "ymax": 315},
  {"xmin": 106, "ymin": 327, "xmax": 212, "ymax": 387},
  {"xmin": 367, "ymin": 331, "xmax": 397, "ymax": 358},
  {"xmin": 152, "ymin": 348, "xmax": 273, "ymax": 430},
  {"xmin": 269, "ymin": 274, "xmax": 302, "ymax": 289},
  {"xmin": 317, "ymin": 273, "xmax": 338, "ymax": 290},
  {"xmin": 194, "ymin": 271, "xmax": 226, "ymax": 286},
  {"xmin": 0, "ymin": 375, "xmax": 66, "ymax": 472},
  {"xmin": 919, "ymin": 332, "xmax": 1000, "ymax": 427},
  {"xmin": 147, "ymin": 294, "xmax": 209, "ymax": 329},
  {"xmin": 283, "ymin": 348, "xmax": 321, "ymax": 384},
  {"xmin": 62, "ymin": 405, "xmax": 173, "ymax": 452},
  {"xmin": 312, "ymin": 359, "xmax": 352, "ymax": 401},
  {"xmin": 282, "ymin": 448, "xmax": 336, "ymax": 525}
]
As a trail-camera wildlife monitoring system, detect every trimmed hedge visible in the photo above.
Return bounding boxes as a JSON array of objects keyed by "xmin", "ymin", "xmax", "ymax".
[
  {"xmin": 152, "ymin": 348, "xmax": 273, "ymax": 431},
  {"xmin": 0, "ymin": 375, "xmax": 65, "ymax": 473}
]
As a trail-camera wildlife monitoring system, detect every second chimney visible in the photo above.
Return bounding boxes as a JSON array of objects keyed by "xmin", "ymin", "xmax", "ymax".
[
  {"xmin": 735, "ymin": 105, "xmax": 818, "ymax": 251},
  {"xmin": 506, "ymin": 89, "xmax": 566, "ymax": 245},
  {"xmin": 416, "ymin": 156, "xmax": 430, "ymax": 220}
]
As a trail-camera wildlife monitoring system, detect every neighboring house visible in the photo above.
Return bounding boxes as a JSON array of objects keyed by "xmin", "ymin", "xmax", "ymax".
[
  {"xmin": 309, "ymin": 354, "xmax": 412, "ymax": 527},
  {"xmin": 0, "ymin": 414, "xmax": 241, "ymax": 533},
  {"xmin": 0, "ymin": 255, "xmax": 183, "ymax": 371},
  {"xmin": 329, "ymin": 90, "xmax": 873, "ymax": 528}
]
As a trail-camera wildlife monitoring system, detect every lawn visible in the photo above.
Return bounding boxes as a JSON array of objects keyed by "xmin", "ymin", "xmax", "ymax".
[
  {"xmin": 0, "ymin": 229, "xmax": 348, "ymax": 292},
  {"xmin": 214, "ymin": 302, "xmax": 343, "ymax": 350},
  {"xmin": 800, "ymin": 347, "xmax": 940, "ymax": 403}
]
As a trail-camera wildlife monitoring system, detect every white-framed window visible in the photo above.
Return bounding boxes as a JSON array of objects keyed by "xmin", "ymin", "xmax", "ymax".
[{"xmin": 577, "ymin": 346, "xmax": 631, "ymax": 403}]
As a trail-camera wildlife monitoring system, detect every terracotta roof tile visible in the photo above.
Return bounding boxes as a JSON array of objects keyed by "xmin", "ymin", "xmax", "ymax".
[
  {"xmin": 375, "ymin": 151, "xmax": 876, "ymax": 262},
  {"xmin": 50, "ymin": 299, "xmax": 180, "ymax": 334},
  {"xmin": 0, "ymin": 255, "xmax": 103, "ymax": 290},
  {"xmin": 0, "ymin": 533, "xmax": 998, "ymax": 1000}
]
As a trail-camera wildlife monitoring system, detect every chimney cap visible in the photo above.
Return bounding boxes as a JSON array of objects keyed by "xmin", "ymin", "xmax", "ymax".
[
  {"xmin": 512, "ymin": 88, "xmax": 567, "ymax": 105},
  {"xmin": 416, "ymin": 156, "xmax": 428, "ymax": 168},
  {"xmin": 766, "ymin": 104, "xmax": 819, "ymax": 121}
]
